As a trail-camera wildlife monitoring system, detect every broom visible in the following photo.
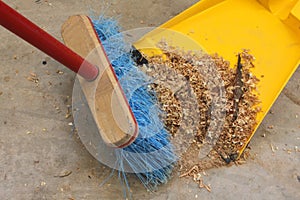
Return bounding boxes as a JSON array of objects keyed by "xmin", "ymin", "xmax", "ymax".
[
  {"xmin": 89, "ymin": 16, "xmax": 177, "ymax": 190},
  {"xmin": 0, "ymin": 1, "xmax": 176, "ymax": 192}
]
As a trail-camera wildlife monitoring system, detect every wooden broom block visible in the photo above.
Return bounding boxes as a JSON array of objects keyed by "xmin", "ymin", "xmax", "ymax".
[{"xmin": 61, "ymin": 15, "xmax": 138, "ymax": 148}]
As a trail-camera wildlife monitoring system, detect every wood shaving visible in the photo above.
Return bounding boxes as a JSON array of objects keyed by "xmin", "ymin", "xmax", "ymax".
[
  {"xmin": 65, "ymin": 105, "xmax": 72, "ymax": 119},
  {"xmin": 54, "ymin": 170, "xmax": 72, "ymax": 178},
  {"xmin": 56, "ymin": 70, "xmax": 64, "ymax": 74},
  {"xmin": 27, "ymin": 72, "xmax": 39, "ymax": 84},
  {"xmin": 142, "ymin": 42, "xmax": 261, "ymax": 188}
]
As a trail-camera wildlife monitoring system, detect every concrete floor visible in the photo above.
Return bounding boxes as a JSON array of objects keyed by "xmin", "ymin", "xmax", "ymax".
[{"xmin": 0, "ymin": 0, "xmax": 299, "ymax": 199}]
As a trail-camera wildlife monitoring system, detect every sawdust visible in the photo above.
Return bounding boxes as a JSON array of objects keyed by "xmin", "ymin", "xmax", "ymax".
[{"xmin": 142, "ymin": 43, "xmax": 261, "ymax": 188}]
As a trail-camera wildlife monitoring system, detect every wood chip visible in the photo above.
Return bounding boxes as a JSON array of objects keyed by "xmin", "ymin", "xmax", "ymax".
[
  {"xmin": 27, "ymin": 72, "xmax": 39, "ymax": 83},
  {"xmin": 54, "ymin": 170, "xmax": 72, "ymax": 178},
  {"xmin": 56, "ymin": 70, "xmax": 64, "ymax": 74},
  {"xmin": 144, "ymin": 43, "xmax": 261, "ymax": 189},
  {"xmin": 270, "ymin": 144, "xmax": 276, "ymax": 152}
]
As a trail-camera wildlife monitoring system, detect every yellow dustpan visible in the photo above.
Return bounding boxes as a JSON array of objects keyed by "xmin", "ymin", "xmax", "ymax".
[{"xmin": 135, "ymin": 0, "xmax": 300, "ymax": 156}]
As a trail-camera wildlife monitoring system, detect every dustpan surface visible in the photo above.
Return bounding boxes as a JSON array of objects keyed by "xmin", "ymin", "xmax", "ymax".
[{"xmin": 135, "ymin": 0, "xmax": 300, "ymax": 153}]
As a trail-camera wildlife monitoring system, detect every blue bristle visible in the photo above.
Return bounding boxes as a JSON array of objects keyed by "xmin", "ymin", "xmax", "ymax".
[{"xmin": 92, "ymin": 16, "xmax": 177, "ymax": 191}]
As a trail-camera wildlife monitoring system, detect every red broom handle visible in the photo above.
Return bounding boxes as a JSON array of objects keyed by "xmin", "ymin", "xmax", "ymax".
[{"xmin": 0, "ymin": 1, "xmax": 99, "ymax": 81}]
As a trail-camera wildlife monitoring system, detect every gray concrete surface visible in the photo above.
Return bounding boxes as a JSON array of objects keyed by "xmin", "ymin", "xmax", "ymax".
[{"xmin": 0, "ymin": 0, "xmax": 299, "ymax": 199}]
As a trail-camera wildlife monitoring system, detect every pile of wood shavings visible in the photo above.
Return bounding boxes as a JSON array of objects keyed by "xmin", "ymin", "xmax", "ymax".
[{"xmin": 142, "ymin": 43, "xmax": 261, "ymax": 189}]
